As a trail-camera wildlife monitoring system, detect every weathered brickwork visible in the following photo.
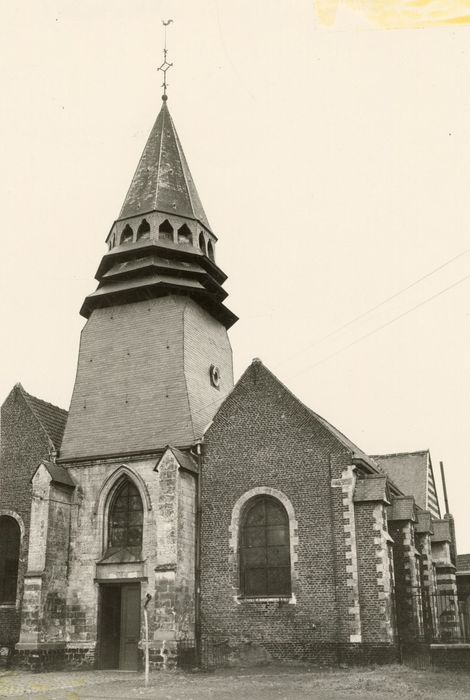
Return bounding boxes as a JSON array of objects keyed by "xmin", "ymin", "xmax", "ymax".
[
  {"xmin": 339, "ymin": 466, "xmax": 362, "ymax": 642},
  {"xmin": 6, "ymin": 81, "xmax": 464, "ymax": 673},
  {"xmin": 0, "ymin": 387, "xmax": 54, "ymax": 649},
  {"xmin": 17, "ymin": 465, "xmax": 74, "ymax": 655},
  {"xmin": 13, "ymin": 448, "xmax": 197, "ymax": 668},
  {"xmin": 355, "ymin": 501, "xmax": 394, "ymax": 642},
  {"xmin": 388, "ymin": 517, "xmax": 422, "ymax": 641},
  {"xmin": 200, "ymin": 361, "xmax": 369, "ymax": 662}
]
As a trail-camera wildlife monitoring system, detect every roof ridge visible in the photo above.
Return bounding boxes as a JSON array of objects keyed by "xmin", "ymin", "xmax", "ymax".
[
  {"xmin": 168, "ymin": 107, "xmax": 196, "ymax": 222},
  {"xmin": 21, "ymin": 386, "xmax": 68, "ymax": 415},
  {"xmin": 18, "ymin": 385, "xmax": 68, "ymax": 450},
  {"xmin": 226, "ymin": 359, "xmax": 378, "ymax": 471},
  {"xmin": 372, "ymin": 449, "xmax": 429, "ymax": 458},
  {"xmin": 153, "ymin": 101, "xmax": 165, "ymax": 211}
]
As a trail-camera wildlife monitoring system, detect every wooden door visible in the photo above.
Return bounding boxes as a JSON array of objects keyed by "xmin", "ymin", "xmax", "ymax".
[
  {"xmin": 119, "ymin": 583, "xmax": 141, "ymax": 670},
  {"xmin": 98, "ymin": 585, "xmax": 121, "ymax": 669}
]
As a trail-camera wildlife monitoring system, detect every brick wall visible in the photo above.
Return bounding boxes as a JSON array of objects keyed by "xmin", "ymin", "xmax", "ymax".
[
  {"xmin": 23, "ymin": 450, "xmax": 195, "ymax": 668},
  {"xmin": 0, "ymin": 386, "xmax": 52, "ymax": 648},
  {"xmin": 200, "ymin": 360, "xmax": 364, "ymax": 662},
  {"xmin": 355, "ymin": 501, "xmax": 395, "ymax": 642},
  {"xmin": 389, "ymin": 519, "xmax": 422, "ymax": 641}
]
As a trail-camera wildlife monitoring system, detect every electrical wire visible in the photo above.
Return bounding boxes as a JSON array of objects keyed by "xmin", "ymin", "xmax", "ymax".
[
  {"xmin": 274, "ymin": 247, "xmax": 470, "ymax": 371},
  {"xmin": 289, "ymin": 270, "xmax": 470, "ymax": 378}
]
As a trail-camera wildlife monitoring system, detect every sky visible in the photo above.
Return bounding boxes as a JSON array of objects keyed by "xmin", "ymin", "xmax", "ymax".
[{"xmin": 1, "ymin": 1, "xmax": 469, "ymax": 550}]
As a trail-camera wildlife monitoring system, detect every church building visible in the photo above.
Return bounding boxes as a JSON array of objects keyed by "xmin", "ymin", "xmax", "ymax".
[{"xmin": 0, "ymin": 85, "xmax": 463, "ymax": 670}]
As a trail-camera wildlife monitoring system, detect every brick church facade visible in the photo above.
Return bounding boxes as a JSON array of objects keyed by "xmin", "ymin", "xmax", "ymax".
[{"xmin": 0, "ymin": 93, "xmax": 464, "ymax": 670}]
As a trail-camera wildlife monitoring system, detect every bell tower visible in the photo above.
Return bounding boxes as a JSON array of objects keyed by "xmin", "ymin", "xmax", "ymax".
[
  {"xmin": 17, "ymin": 32, "xmax": 238, "ymax": 670},
  {"xmin": 60, "ymin": 94, "xmax": 237, "ymax": 461}
]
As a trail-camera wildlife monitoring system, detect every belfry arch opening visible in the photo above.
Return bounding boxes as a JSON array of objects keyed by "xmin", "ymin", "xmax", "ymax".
[
  {"xmin": 159, "ymin": 219, "xmax": 174, "ymax": 243},
  {"xmin": 207, "ymin": 240, "xmax": 215, "ymax": 261},
  {"xmin": 177, "ymin": 224, "xmax": 192, "ymax": 245},
  {"xmin": 136, "ymin": 219, "xmax": 151, "ymax": 241},
  {"xmin": 120, "ymin": 225, "xmax": 134, "ymax": 245},
  {"xmin": 199, "ymin": 232, "xmax": 206, "ymax": 255}
]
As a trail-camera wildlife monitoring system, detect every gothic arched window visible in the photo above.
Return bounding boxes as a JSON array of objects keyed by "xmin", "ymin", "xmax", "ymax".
[
  {"xmin": 120, "ymin": 224, "xmax": 134, "ymax": 244},
  {"xmin": 108, "ymin": 480, "xmax": 143, "ymax": 554},
  {"xmin": 136, "ymin": 219, "xmax": 151, "ymax": 241},
  {"xmin": 159, "ymin": 219, "xmax": 174, "ymax": 242},
  {"xmin": 0, "ymin": 516, "xmax": 20, "ymax": 604},
  {"xmin": 177, "ymin": 224, "xmax": 192, "ymax": 245},
  {"xmin": 240, "ymin": 496, "xmax": 291, "ymax": 597},
  {"xmin": 207, "ymin": 240, "xmax": 215, "ymax": 262}
]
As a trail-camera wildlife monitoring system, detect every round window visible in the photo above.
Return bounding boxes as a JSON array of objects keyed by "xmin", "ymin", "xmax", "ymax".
[{"xmin": 210, "ymin": 364, "xmax": 221, "ymax": 388}]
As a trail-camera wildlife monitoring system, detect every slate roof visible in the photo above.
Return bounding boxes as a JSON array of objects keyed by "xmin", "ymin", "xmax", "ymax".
[
  {"xmin": 213, "ymin": 359, "xmax": 379, "ymax": 472},
  {"xmin": 431, "ymin": 520, "xmax": 451, "ymax": 543},
  {"xmin": 387, "ymin": 496, "xmax": 416, "ymax": 522},
  {"xmin": 98, "ymin": 547, "xmax": 142, "ymax": 564},
  {"xmin": 308, "ymin": 407, "xmax": 378, "ymax": 470},
  {"xmin": 41, "ymin": 460, "xmax": 75, "ymax": 488},
  {"xmin": 19, "ymin": 384, "xmax": 68, "ymax": 450},
  {"xmin": 169, "ymin": 447, "xmax": 198, "ymax": 473},
  {"xmin": 371, "ymin": 450, "xmax": 433, "ymax": 513},
  {"xmin": 119, "ymin": 100, "xmax": 212, "ymax": 232},
  {"xmin": 457, "ymin": 553, "xmax": 470, "ymax": 573},
  {"xmin": 354, "ymin": 475, "xmax": 388, "ymax": 503},
  {"xmin": 154, "ymin": 446, "xmax": 198, "ymax": 474},
  {"xmin": 415, "ymin": 511, "xmax": 433, "ymax": 534}
]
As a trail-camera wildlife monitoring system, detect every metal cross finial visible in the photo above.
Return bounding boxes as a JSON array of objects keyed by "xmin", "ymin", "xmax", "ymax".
[{"xmin": 158, "ymin": 19, "xmax": 173, "ymax": 101}]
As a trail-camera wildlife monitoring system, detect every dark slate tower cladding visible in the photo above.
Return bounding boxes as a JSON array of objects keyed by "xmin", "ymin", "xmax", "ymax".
[{"xmin": 60, "ymin": 98, "xmax": 237, "ymax": 460}]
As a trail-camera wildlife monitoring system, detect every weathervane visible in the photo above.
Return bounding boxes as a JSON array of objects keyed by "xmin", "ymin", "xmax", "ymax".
[{"xmin": 158, "ymin": 19, "xmax": 173, "ymax": 101}]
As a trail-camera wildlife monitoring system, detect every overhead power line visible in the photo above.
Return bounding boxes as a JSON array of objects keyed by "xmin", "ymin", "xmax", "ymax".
[
  {"xmin": 290, "ymin": 270, "xmax": 470, "ymax": 378},
  {"xmin": 275, "ymin": 247, "xmax": 470, "ymax": 371}
]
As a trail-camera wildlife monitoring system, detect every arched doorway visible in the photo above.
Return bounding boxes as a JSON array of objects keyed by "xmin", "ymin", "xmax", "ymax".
[{"xmin": 97, "ymin": 479, "xmax": 143, "ymax": 670}]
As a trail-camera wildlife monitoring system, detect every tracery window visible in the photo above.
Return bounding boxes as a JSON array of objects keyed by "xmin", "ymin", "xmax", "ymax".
[
  {"xmin": 240, "ymin": 496, "xmax": 291, "ymax": 597},
  {"xmin": 0, "ymin": 516, "xmax": 20, "ymax": 604},
  {"xmin": 107, "ymin": 480, "xmax": 143, "ymax": 554}
]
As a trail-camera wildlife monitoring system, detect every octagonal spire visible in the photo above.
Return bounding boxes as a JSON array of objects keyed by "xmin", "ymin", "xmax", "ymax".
[{"xmin": 119, "ymin": 100, "xmax": 212, "ymax": 233}]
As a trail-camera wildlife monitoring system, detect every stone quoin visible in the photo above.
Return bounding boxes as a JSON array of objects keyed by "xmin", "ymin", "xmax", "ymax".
[{"xmin": 0, "ymin": 75, "xmax": 466, "ymax": 671}]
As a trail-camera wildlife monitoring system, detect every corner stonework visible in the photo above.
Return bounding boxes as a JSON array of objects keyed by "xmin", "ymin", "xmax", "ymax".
[
  {"xmin": 338, "ymin": 466, "xmax": 362, "ymax": 642},
  {"xmin": 151, "ymin": 447, "xmax": 197, "ymax": 668}
]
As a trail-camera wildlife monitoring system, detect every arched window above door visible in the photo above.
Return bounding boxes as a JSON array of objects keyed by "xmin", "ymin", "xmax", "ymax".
[
  {"xmin": 0, "ymin": 516, "xmax": 20, "ymax": 604},
  {"xmin": 240, "ymin": 495, "xmax": 291, "ymax": 597},
  {"xmin": 107, "ymin": 479, "xmax": 143, "ymax": 556}
]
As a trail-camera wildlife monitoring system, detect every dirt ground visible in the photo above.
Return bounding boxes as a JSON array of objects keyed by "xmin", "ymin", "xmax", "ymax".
[{"xmin": 0, "ymin": 664, "xmax": 469, "ymax": 700}]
